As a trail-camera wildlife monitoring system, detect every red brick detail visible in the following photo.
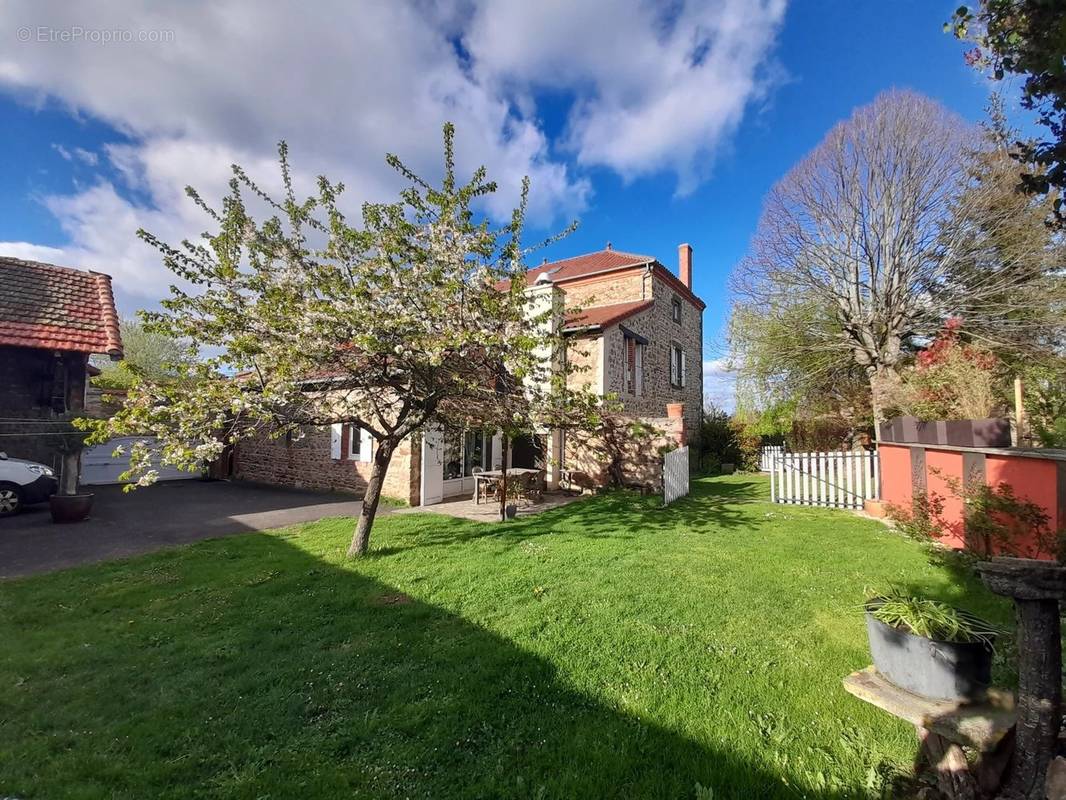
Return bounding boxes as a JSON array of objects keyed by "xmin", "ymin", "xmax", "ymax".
[
  {"xmin": 499, "ymin": 247, "xmax": 706, "ymax": 311},
  {"xmin": 678, "ymin": 243, "xmax": 692, "ymax": 289}
]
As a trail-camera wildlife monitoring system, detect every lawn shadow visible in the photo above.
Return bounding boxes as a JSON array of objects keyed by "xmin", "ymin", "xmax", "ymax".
[{"xmin": 3, "ymin": 531, "xmax": 862, "ymax": 800}]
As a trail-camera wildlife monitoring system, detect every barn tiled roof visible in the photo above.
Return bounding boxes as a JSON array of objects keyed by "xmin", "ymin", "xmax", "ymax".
[
  {"xmin": 0, "ymin": 257, "xmax": 123, "ymax": 357},
  {"xmin": 564, "ymin": 299, "xmax": 654, "ymax": 331}
]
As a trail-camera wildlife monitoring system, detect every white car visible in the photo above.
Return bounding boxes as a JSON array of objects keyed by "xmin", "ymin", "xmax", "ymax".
[{"xmin": 0, "ymin": 452, "xmax": 58, "ymax": 516}]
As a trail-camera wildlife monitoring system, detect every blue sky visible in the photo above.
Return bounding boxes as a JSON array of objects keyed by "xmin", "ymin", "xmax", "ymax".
[{"xmin": 0, "ymin": 1, "xmax": 998, "ymax": 407}]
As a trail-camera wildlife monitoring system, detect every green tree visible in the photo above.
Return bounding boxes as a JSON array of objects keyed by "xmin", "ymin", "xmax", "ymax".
[
  {"xmin": 728, "ymin": 302, "xmax": 872, "ymax": 430},
  {"xmin": 91, "ymin": 125, "xmax": 597, "ymax": 555},
  {"xmin": 950, "ymin": 0, "xmax": 1066, "ymax": 224},
  {"xmin": 941, "ymin": 99, "xmax": 1066, "ymax": 361},
  {"xmin": 91, "ymin": 318, "xmax": 195, "ymax": 389}
]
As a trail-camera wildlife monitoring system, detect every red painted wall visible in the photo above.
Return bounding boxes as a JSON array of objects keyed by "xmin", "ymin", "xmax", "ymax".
[
  {"xmin": 879, "ymin": 444, "xmax": 912, "ymax": 509},
  {"xmin": 879, "ymin": 443, "xmax": 1062, "ymax": 560},
  {"xmin": 926, "ymin": 449, "xmax": 966, "ymax": 549}
]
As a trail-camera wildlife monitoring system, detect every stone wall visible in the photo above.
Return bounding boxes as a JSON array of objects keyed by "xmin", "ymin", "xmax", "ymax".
[
  {"xmin": 234, "ymin": 425, "xmax": 419, "ymax": 505},
  {"xmin": 565, "ymin": 333, "xmax": 601, "ymax": 393},
  {"xmin": 564, "ymin": 413, "xmax": 684, "ymax": 489},
  {"xmin": 558, "ymin": 269, "xmax": 650, "ymax": 308},
  {"xmin": 593, "ymin": 274, "xmax": 702, "ymax": 433}
]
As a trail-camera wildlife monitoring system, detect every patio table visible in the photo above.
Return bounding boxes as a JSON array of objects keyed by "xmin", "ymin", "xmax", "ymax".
[{"xmin": 472, "ymin": 468, "xmax": 540, "ymax": 504}]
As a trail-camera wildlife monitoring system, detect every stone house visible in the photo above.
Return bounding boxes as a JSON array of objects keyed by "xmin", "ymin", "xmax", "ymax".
[
  {"xmin": 235, "ymin": 244, "xmax": 704, "ymax": 505},
  {"xmin": 0, "ymin": 257, "xmax": 124, "ymax": 484}
]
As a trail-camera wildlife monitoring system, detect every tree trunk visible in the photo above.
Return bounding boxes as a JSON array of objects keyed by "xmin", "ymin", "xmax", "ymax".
[
  {"xmin": 868, "ymin": 364, "xmax": 900, "ymax": 438},
  {"xmin": 348, "ymin": 438, "xmax": 396, "ymax": 557},
  {"xmin": 60, "ymin": 451, "xmax": 80, "ymax": 496},
  {"xmin": 498, "ymin": 435, "xmax": 509, "ymax": 522}
]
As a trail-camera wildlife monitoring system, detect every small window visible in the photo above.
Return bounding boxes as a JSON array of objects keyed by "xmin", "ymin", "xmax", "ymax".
[
  {"xmin": 670, "ymin": 344, "xmax": 687, "ymax": 388},
  {"xmin": 671, "ymin": 298, "xmax": 682, "ymax": 324}
]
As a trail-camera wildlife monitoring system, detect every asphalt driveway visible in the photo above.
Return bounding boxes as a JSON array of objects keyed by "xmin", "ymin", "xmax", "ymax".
[{"xmin": 0, "ymin": 480, "xmax": 364, "ymax": 579}]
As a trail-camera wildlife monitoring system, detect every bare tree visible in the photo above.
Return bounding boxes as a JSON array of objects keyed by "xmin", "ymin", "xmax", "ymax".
[{"xmin": 731, "ymin": 89, "xmax": 1063, "ymax": 426}]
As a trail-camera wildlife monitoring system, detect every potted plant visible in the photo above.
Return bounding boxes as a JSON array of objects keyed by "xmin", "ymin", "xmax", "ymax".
[
  {"xmin": 43, "ymin": 412, "xmax": 95, "ymax": 523},
  {"xmin": 864, "ymin": 589, "xmax": 998, "ymax": 701}
]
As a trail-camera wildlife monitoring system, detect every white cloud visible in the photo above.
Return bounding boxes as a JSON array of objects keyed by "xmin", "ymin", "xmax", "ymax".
[
  {"xmin": 0, "ymin": 0, "xmax": 786, "ymax": 307},
  {"xmin": 465, "ymin": 0, "xmax": 787, "ymax": 193},
  {"xmin": 52, "ymin": 144, "xmax": 99, "ymax": 166},
  {"xmin": 703, "ymin": 357, "xmax": 736, "ymax": 413}
]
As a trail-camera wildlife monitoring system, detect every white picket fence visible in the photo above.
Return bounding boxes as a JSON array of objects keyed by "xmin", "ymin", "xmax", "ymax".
[
  {"xmin": 663, "ymin": 445, "xmax": 690, "ymax": 505},
  {"xmin": 769, "ymin": 449, "xmax": 879, "ymax": 510},
  {"xmin": 759, "ymin": 445, "xmax": 785, "ymax": 472}
]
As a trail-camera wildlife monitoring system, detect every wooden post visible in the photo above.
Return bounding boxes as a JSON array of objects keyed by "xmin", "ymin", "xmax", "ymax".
[
  {"xmin": 978, "ymin": 557, "xmax": 1066, "ymax": 799},
  {"xmin": 918, "ymin": 726, "xmax": 977, "ymax": 800},
  {"xmin": 1014, "ymin": 377, "xmax": 1025, "ymax": 447}
]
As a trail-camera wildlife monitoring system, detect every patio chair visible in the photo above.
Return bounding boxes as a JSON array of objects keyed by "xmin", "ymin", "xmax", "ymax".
[
  {"xmin": 565, "ymin": 470, "xmax": 596, "ymax": 495},
  {"xmin": 521, "ymin": 470, "xmax": 544, "ymax": 504},
  {"xmin": 472, "ymin": 467, "xmax": 499, "ymax": 504}
]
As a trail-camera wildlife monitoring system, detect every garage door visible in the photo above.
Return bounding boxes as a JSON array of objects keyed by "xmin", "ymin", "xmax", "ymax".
[{"xmin": 81, "ymin": 437, "xmax": 199, "ymax": 485}]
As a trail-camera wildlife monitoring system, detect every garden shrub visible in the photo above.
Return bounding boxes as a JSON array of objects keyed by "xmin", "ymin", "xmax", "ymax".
[
  {"xmin": 884, "ymin": 319, "xmax": 1007, "ymax": 420},
  {"xmin": 885, "ymin": 468, "xmax": 1061, "ymax": 560},
  {"xmin": 698, "ymin": 407, "xmax": 741, "ymax": 473}
]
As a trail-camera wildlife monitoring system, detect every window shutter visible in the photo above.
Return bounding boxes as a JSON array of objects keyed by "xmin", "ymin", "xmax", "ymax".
[
  {"xmin": 681, "ymin": 351, "xmax": 687, "ymax": 388},
  {"xmin": 490, "ymin": 432, "xmax": 503, "ymax": 469},
  {"xmin": 359, "ymin": 428, "xmax": 373, "ymax": 462},
  {"xmin": 669, "ymin": 347, "xmax": 677, "ymax": 386},
  {"xmin": 330, "ymin": 424, "xmax": 342, "ymax": 459},
  {"xmin": 635, "ymin": 344, "xmax": 643, "ymax": 396},
  {"xmin": 625, "ymin": 337, "xmax": 636, "ymax": 393}
]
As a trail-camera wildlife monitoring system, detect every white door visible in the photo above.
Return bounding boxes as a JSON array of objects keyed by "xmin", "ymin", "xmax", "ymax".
[
  {"xmin": 420, "ymin": 425, "xmax": 444, "ymax": 506},
  {"xmin": 81, "ymin": 436, "xmax": 198, "ymax": 485}
]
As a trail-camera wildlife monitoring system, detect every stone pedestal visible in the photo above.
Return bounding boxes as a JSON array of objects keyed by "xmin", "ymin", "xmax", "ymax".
[{"xmin": 978, "ymin": 557, "xmax": 1066, "ymax": 799}]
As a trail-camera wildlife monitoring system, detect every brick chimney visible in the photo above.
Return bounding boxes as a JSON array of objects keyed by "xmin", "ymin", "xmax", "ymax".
[{"xmin": 678, "ymin": 243, "xmax": 692, "ymax": 289}]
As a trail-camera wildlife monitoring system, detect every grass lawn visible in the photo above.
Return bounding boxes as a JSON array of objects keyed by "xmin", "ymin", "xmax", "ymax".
[{"xmin": 0, "ymin": 475, "xmax": 1013, "ymax": 799}]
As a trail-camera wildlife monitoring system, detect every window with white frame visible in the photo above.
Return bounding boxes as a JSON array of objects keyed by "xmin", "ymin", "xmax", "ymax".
[
  {"xmin": 349, "ymin": 425, "xmax": 361, "ymax": 459},
  {"xmin": 671, "ymin": 298, "xmax": 682, "ymax": 324},
  {"xmin": 669, "ymin": 344, "xmax": 687, "ymax": 388},
  {"xmin": 331, "ymin": 423, "xmax": 372, "ymax": 462},
  {"xmin": 623, "ymin": 333, "xmax": 643, "ymax": 395},
  {"xmin": 442, "ymin": 428, "xmax": 491, "ymax": 480}
]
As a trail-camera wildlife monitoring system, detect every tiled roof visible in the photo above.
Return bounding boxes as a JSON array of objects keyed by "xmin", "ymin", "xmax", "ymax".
[
  {"xmin": 0, "ymin": 257, "xmax": 123, "ymax": 357},
  {"xmin": 524, "ymin": 248, "xmax": 655, "ymax": 285},
  {"xmin": 502, "ymin": 246, "xmax": 706, "ymax": 310},
  {"xmin": 564, "ymin": 299, "xmax": 654, "ymax": 330}
]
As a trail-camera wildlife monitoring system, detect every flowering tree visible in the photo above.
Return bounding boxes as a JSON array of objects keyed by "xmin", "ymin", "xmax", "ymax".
[
  {"xmin": 884, "ymin": 319, "xmax": 1005, "ymax": 421},
  {"xmin": 90, "ymin": 125, "xmax": 598, "ymax": 554}
]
